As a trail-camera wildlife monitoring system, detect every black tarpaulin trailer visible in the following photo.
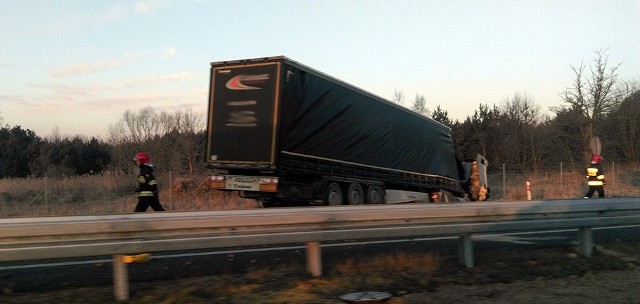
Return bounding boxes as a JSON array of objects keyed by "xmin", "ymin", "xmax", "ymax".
[{"xmin": 206, "ymin": 56, "xmax": 465, "ymax": 205}]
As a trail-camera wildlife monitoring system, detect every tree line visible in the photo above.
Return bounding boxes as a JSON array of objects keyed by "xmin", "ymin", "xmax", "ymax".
[
  {"xmin": 398, "ymin": 50, "xmax": 640, "ymax": 173},
  {"xmin": 1, "ymin": 51, "xmax": 638, "ymax": 179},
  {"xmin": 0, "ymin": 108, "xmax": 206, "ymax": 178}
]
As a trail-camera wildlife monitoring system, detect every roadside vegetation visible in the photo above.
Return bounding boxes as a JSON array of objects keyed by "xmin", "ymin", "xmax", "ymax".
[
  {"xmin": 1, "ymin": 51, "xmax": 639, "ymax": 217},
  {"xmin": 1, "ymin": 166, "xmax": 639, "ymax": 218}
]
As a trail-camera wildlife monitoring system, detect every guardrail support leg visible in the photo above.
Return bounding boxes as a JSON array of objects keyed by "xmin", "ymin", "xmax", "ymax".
[
  {"xmin": 578, "ymin": 227, "xmax": 593, "ymax": 258},
  {"xmin": 458, "ymin": 234, "xmax": 474, "ymax": 268},
  {"xmin": 306, "ymin": 241, "xmax": 322, "ymax": 276},
  {"xmin": 113, "ymin": 255, "xmax": 130, "ymax": 301}
]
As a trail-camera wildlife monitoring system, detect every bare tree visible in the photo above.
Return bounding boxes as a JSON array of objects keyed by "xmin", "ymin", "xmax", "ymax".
[
  {"xmin": 173, "ymin": 109, "xmax": 205, "ymax": 175},
  {"xmin": 392, "ymin": 89, "xmax": 406, "ymax": 106},
  {"xmin": 501, "ymin": 93, "xmax": 544, "ymax": 172},
  {"xmin": 469, "ymin": 104, "xmax": 502, "ymax": 159},
  {"xmin": 411, "ymin": 93, "xmax": 429, "ymax": 117},
  {"xmin": 607, "ymin": 81, "xmax": 640, "ymax": 166},
  {"xmin": 502, "ymin": 93, "xmax": 540, "ymax": 126},
  {"xmin": 108, "ymin": 107, "xmax": 205, "ymax": 174},
  {"xmin": 559, "ymin": 49, "xmax": 621, "ymax": 161},
  {"xmin": 48, "ymin": 126, "xmax": 63, "ymax": 144}
]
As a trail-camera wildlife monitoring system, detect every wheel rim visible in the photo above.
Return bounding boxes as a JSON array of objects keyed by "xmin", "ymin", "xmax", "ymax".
[
  {"xmin": 327, "ymin": 182, "xmax": 343, "ymax": 205},
  {"xmin": 367, "ymin": 185, "xmax": 385, "ymax": 204},
  {"xmin": 347, "ymin": 183, "xmax": 364, "ymax": 205}
]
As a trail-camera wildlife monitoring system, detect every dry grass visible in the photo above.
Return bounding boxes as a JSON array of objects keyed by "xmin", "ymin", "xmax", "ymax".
[
  {"xmin": 1, "ymin": 167, "xmax": 639, "ymax": 217},
  {"xmin": 333, "ymin": 251, "xmax": 440, "ymax": 275},
  {"xmin": 154, "ymin": 251, "xmax": 443, "ymax": 304},
  {"xmin": 0, "ymin": 173, "xmax": 255, "ymax": 217},
  {"xmin": 490, "ymin": 167, "xmax": 640, "ymax": 201},
  {"xmin": 1, "ymin": 167, "xmax": 639, "ymax": 303}
]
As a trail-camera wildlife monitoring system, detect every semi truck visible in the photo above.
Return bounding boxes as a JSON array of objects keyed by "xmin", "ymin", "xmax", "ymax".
[{"xmin": 205, "ymin": 56, "xmax": 488, "ymax": 206}]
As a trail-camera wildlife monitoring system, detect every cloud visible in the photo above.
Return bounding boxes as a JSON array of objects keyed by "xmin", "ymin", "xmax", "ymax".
[
  {"xmin": 144, "ymin": 72, "xmax": 194, "ymax": 83},
  {"xmin": 97, "ymin": 7, "xmax": 128, "ymax": 21},
  {"xmin": 94, "ymin": 1, "xmax": 169, "ymax": 21},
  {"xmin": 49, "ymin": 53, "xmax": 137, "ymax": 78},
  {"xmin": 36, "ymin": 72, "xmax": 198, "ymax": 109},
  {"xmin": 0, "ymin": 95, "xmax": 31, "ymax": 106},
  {"xmin": 7, "ymin": 83, "xmax": 209, "ymax": 137},
  {"xmin": 134, "ymin": 2, "xmax": 152, "ymax": 13},
  {"xmin": 134, "ymin": 1, "xmax": 170, "ymax": 14},
  {"xmin": 90, "ymin": 72, "xmax": 197, "ymax": 91},
  {"xmin": 163, "ymin": 47, "xmax": 177, "ymax": 57},
  {"xmin": 15, "ymin": 88, "xmax": 197, "ymax": 115},
  {"xmin": 49, "ymin": 46, "xmax": 179, "ymax": 79}
]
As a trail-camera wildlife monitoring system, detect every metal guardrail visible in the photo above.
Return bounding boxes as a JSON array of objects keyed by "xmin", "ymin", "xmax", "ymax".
[{"xmin": 2, "ymin": 198, "xmax": 640, "ymax": 301}]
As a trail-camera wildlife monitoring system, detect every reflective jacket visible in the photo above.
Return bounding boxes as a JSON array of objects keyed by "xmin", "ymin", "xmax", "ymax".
[
  {"xmin": 137, "ymin": 165, "xmax": 158, "ymax": 198},
  {"xmin": 586, "ymin": 163, "xmax": 605, "ymax": 186}
]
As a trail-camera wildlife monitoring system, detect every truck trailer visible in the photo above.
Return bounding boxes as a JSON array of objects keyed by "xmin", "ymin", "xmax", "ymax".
[{"xmin": 206, "ymin": 56, "xmax": 487, "ymax": 206}]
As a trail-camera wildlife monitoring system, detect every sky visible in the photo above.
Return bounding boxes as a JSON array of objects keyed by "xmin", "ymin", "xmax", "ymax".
[{"xmin": 1, "ymin": 0, "xmax": 639, "ymax": 139}]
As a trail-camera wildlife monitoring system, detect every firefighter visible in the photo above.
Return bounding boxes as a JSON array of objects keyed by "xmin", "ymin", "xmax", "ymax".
[
  {"xmin": 123, "ymin": 152, "xmax": 165, "ymax": 264},
  {"xmin": 133, "ymin": 152, "xmax": 165, "ymax": 212},
  {"xmin": 584, "ymin": 154, "xmax": 605, "ymax": 198}
]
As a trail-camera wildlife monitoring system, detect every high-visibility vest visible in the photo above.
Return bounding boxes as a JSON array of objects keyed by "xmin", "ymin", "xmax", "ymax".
[
  {"xmin": 137, "ymin": 166, "xmax": 158, "ymax": 198},
  {"xmin": 586, "ymin": 164, "xmax": 605, "ymax": 186}
]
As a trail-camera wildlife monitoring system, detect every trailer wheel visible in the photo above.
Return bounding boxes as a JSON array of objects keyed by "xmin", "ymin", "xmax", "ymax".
[
  {"xmin": 347, "ymin": 183, "xmax": 364, "ymax": 205},
  {"xmin": 366, "ymin": 185, "xmax": 385, "ymax": 204},
  {"xmin": 326, "ymin": 182, "xmax": 344, "ymax": 205}
]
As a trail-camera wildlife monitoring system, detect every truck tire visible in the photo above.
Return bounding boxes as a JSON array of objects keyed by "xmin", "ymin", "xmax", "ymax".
[
  {"xmin": 327, "ymin": 182, "xmax": 344, "ymax": 205},
  {"xmin": 365, "ymin": 185, "xmax": 385, "ymax": 204},
  {"xmin": 347, "ymin": 183, "xmax": 364, "ymax": 205}
]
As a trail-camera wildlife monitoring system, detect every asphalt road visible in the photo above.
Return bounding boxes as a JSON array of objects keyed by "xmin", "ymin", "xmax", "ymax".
[{"xmin": 2, "ymin": 226, "xmax": 639, "ymax": 294}]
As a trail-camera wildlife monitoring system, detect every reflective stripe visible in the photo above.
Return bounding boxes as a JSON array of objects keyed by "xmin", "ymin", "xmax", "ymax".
[
  {"xmin": 138, "ymin": 191, "xmax": 155, "ymax": 197},
  {"xmin": 586, "ymin": 164, "xmax": 605, "ymax": 186},
  {"xmin": 139, "ymin": 177, "xmax": 156, "ymax": 184}
]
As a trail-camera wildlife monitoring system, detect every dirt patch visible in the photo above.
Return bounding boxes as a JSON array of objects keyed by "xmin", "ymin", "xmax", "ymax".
[
  {"xmin": 404, "ymin": 268, "xmax": 640, "ymax": 304},
  {"xmin": 3, "ymin": 240, "xmax": 640, "ymax": 304}
]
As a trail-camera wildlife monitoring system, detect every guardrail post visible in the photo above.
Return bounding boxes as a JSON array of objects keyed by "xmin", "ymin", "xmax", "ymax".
[
  {"xmin": 113, "ymin": 255, "xmax": 130, "ymax": 301},
  {"xmin": 458, "ymin": 234, "xmax": 474, "ymax": 268},
  {"xmin": 578, "ymin": 227, "xmax": 593, "ymax": 258},
  {"xmin": 306, "ymin": 241, "xmax": 322, "ymax": 276}
]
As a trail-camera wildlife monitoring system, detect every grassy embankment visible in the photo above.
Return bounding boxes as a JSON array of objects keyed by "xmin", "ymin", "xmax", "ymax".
[
  {"xmin": 1, "ymin": 167, "xmax": 639, "ymax": 217},
  {"xmin": 1, "ymin": 168, "xmax": 639, "ymax": 303}
]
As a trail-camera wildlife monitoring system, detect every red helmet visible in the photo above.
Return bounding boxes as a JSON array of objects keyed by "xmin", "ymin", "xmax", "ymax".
[
  {"xmin": 134, "ymin": 152, "xmax": 151, "ymax": 166},
  {"xmin": 591, "ymin": 154, "xmax": 603, "ymax": 164}
]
